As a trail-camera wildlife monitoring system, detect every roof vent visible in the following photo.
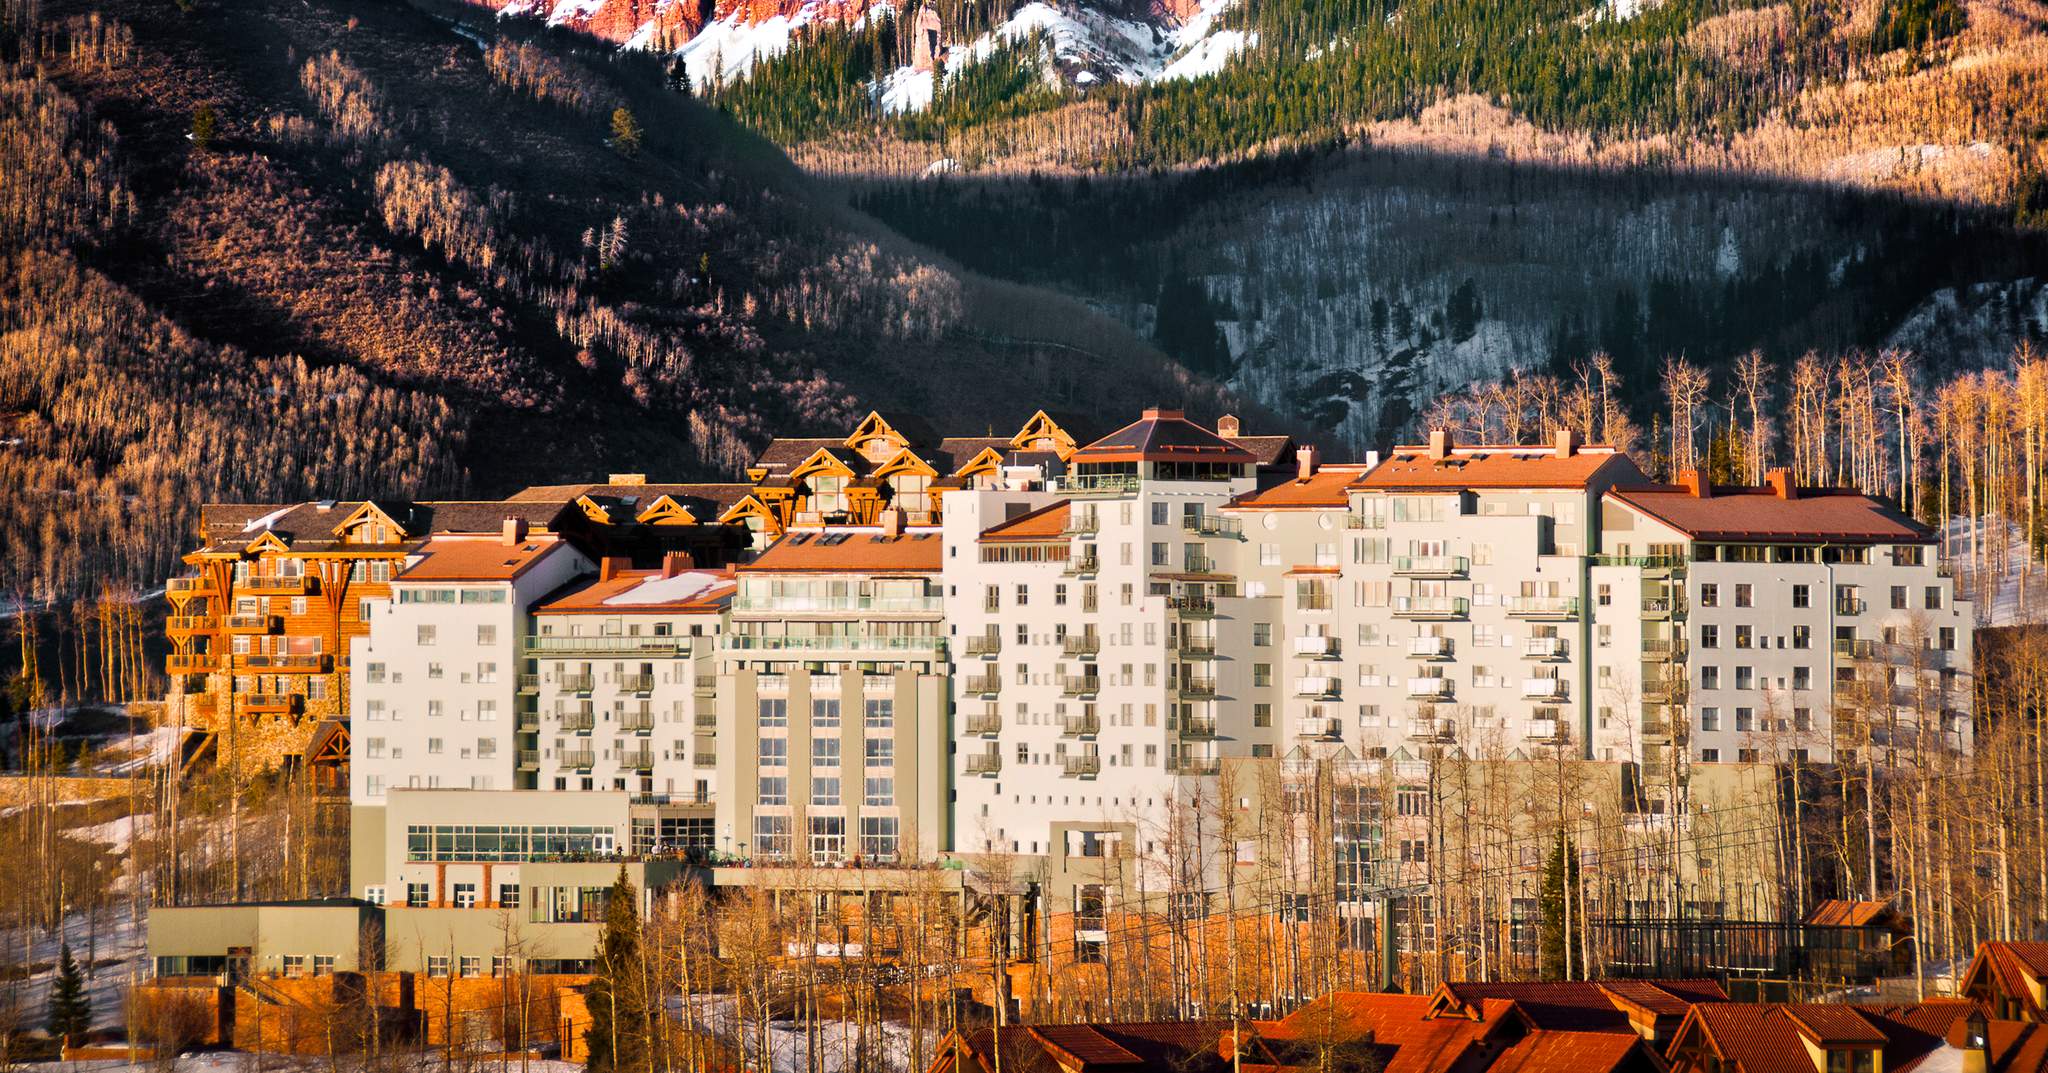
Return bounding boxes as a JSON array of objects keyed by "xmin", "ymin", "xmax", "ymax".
[{"xmin": 1217, "ymin": 414, "xmax": 1242, "ymax": 438}]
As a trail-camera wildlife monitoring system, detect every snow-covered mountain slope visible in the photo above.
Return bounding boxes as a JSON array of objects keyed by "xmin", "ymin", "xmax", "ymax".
[{"xmin": 476, "ymin": 0, "xmax": 1251, "ymax": 100}]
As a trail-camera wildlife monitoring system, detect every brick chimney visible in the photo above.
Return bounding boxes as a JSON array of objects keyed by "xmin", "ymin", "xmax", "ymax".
[
  {"xmin": 1765, "ymin": 468, "xmax": 1798, "ymax": 500},
  {"xmin": 1553, "ymin": 428, "xmax": 1580, "ymax": 459},
  {"xmin": 661, "ymin": 551, "xmax": 695, "ymax": 578},
  {"xmin": 880, "ymin": 509, "xmax": 906, "ymax": 537},
  {"xmin": 608, "ymin": 473, "xmax": 646, "ymax": 486},
  {"xmin": 1678, "ymin": 470, "xmax": 1712, "ymax": 498},
  {"xmin": 500, "ymin": 517, "xmax": 527, "ymax": 546},
  {"xmin": 599, "ymin": 555, "xmax": 629, "ymax": 581},
  {"xmin": 1296, "ymin": 444, "xmax": 1321, "ymax": 482},
  {"xmin": 1217, "ymin": 414, "xmax": 1242, "ymax": 439},
  {"xmin": 1427, "ymin": 428, "xmax": 1453, "ymax": 461}
]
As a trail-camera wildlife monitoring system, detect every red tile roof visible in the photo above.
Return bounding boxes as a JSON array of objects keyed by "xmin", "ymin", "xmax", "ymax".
[
  {"xmin": 1259, "ymin": 992, "xmax": 1513, "ymax": 1073},
  {"xmin": 1358, "ymin": 446, "xmax": 1640, "ymax": 491},
  {"xmin": 1804, "ymin": 900, "xmax": 1903, "ymax": 929},
  {"xmin": 1229, "ymin": 465, "xmax": 1371, "ymax": 509},
  {"xmin": 1072, "ymin": 409, "xmax": 1259, "ymax": 465},
  {"xmin": 980, "ymin": 501, "xmax": 1071, "ymax": 542},
  {"xmin": 533, "ymin": 569, "xmax": 734, "ymax": 613},
  {"xmin": 1489, "ymin": 1029, "xmax": 1651, "ymax": 1073},
  {"xmin": 1435, "ymin": 980, "xmax": 1726, "ymax": 1032},
  {"xmin": 397, "ymin": 534, "xmax": 569, "ymax": 582},
  {"xmin": 740, "ymin": 531, "xmax": 942, "ymax": 574},
  {"xmin": 1606, "ymin": 486, "xmax": 1930, "ymax": 543}
]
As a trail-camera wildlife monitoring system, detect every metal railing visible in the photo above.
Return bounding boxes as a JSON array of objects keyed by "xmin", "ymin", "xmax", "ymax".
[
  {"xmin": 1295, "ymin": 592, "xmax": 1334, "ymax": 611},
  {"xmin": 243, "ymin": 653, "xmax": 329, "ymax": 672},
  {"xmin": 1393, "ymin": 597, "xmax": 1468, "ymax": 618},
  {"xmin": 1061, "ymin": 714, "xmax": 1100, "ymax": 737},
  {"xmin": 618, "ymin": 712, "xmax": 656, "ymax": 733},
  {"xmin": 965, "ymin": 711, "xmax": 1004, "ymax": 736},
  {"xmin": 558, "ymin": 674, "xmax": 595, "ymax": 693},
  {"xmin": 524, "ymin": 635, "xmax": 692, "ymax": 657},
  {"xmin": 224, "ymin": 614, "xmax": 281, "ymax": 633},
  {"xmin": 731, "ymin": 594, "xmax": 944, "ymax": 614},
  {"xmin": 721, "ymin": 635, "xmax": 945, "ymax": 654},
  {"xmin": 1394, "ymin": 555, "xmax": 1469, "ymax": 577},
  {"xmin": 1503, "ymin": 595, "xmax": 1579, "ymax": 618},
  {"xmin": 1182, "ymin": 514, "xmax": 1242, "ymax": 538},
  {"xmin": 1406, "ymin": 677, "xmax": 1453, "ymax": 699},
  {"xmin": 241, "ymin": 574, "xmax": 315, "ymax": 594},
  {"xmin": 1181, "ymin": 715, "xmax": 1219, "ymax": 738},
  {"xmin": 1061, "ymin": 634, "xmax": 1100, "ymax": 657},
  {"xmin": 618, "ymin": 674, "xmax": 655, "ymax": 693},
  {"xmin": 1062, "ymin": 555, "xmax": 1100, "ymax": 576},
  {"xmin": 1524, "ymin": 637, "xmax": 1568, "ymax": 660},
  {"xmin": 1178, "ymin": 639, "xmax": 1217, "ymax": 659},
  {"xmin": 964, "ymin": 675, "xmax": 1002, "ymax": 695},
  {"xmin": 558, "ymin": 712, "xmax": 596, "ymax": 732},
  {"xmin": 965, "ymin": 753, "xmax": 1003, "ymax": 775},
  {"xmin": 1177, "ymin": 756, "xmax": 1221, "ymax": 776},
  {"xmin": 1521, "ymin": 678, "xmax": 1569, "ymax": 700},
  {"xmin": 1061, "ymin": 675, "xmax": 1100, "ymax": 696},
  {"xmin": 1059, "ymin": 472, "xmax": 1141, "ymax": 495},
  {"xmin": 619, "ymin": 750, "xmax": 655, "ymax": 771},
  {"xmin": 1169, "ymin": 596, "xmax": 1216, "ymax": 617},
  {"xmin": 559, "ymin": 751, "xmax": 596, "ymax": 770},
  {"xmin": 963, "ymin": 636, "xmax": 1001, "ymax": 658},
  {"xmin": 1061, "ymin": 755, "xmax": 1101, "ymax": 777},
  {"xmin": 1297, "ymin": 677, "xmax": 1341, "ymax": 698}
]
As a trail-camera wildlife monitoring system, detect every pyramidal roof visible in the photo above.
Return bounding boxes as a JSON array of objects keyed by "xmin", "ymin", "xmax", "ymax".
[{"xmin": 1071, "ymin": 408, "xmax": 1258, "ymax": 464}]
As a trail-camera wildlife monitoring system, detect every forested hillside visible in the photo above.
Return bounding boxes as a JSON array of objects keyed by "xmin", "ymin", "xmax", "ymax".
[{"xmin": 0, "ymin": 0, "xmax": 1246, "ymax": 600}]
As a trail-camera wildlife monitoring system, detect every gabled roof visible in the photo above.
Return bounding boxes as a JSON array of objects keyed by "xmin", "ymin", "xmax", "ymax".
[
  {"xmin": 944, "ymin": 1022, "xmax": 1235, "ymax": 1073},
  {"xmin": 195, "ymin": 500, "xmax": 568, "ymax": 556},
  {"xmin": 740, "ymin": 531, "xmax": 943, "ymax": 574},
  {"xmin": 1234, "ymin": 435, "xmax": 1297, "ymax": 468},
  {"xmin": 1072, "ymin": 408, "xmax": 1258, "ymax": 465},
  {"xmin": 980, "ymin": 501, "xmax": 1071, "ymax": 542},
  {"xmin": 396, "ymin": 534, "xmax": 569, "ymax": 582},
  {"xmin": 1673, "ymin": 1003, "xmax": 1978, "ymax": 1073},
  {"xmin": 1804, "ymin": 900, "xmax": 1908, "ymax": 930},
  {"xmin": 1965, "ymin": 943, "xmax": 2048, "ymax": 1019},
  {"xmin": 1259, "ymin": 992, "xmax": 1514, "ymax": 1073},
  {"xmin": 1228, "ymin": 465, "xmax": 1370, "ymax": 510},
  {"xmin": 1431, "ymin": 981, "xmax": 1725, "ymax": 1033},
  {"xmin": 1358, "ymin": 445, "xmax": 1640, "ymax": 491},
  {"xmin": 1488, "ymin": 1029, "xmax": 1657, "ymax": 1073},
  {"xmin": 1607, "ymin": 485, "xmax": 1932, "ymax": 544}
]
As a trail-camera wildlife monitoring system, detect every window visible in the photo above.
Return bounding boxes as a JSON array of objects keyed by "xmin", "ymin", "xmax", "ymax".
[
  {"xmin": 417, "ymin": 625, "xmax": 437, "ymax": 646},
  {"xmin": 1701, "ymin": 748, "xmax": 1721, "ymax": 763},
  {"xmin": 366, "ymin": 662, "xmax": 387, "ymax": 684},
  {"xmin": 810, "ymin": 816, "xmax": 846, "ymax": 862},
  {"xmin": 1699, "ymin": 625, "xmax": 1719, "ymax": 649},
  {"xmin": 477, "ymin": 661, "xmax": 498, "ymax": 683},
  {"xmin": 758, "ymin": 698, "xmax": 787, "ymax": 727},
  {"xmin": 753, "ymin": 816, "xmax": 791, "ymax": 858},
  {"xmin": 1701, "ymin": 666, "xmax": 1720, "ymax": 690},
  {"xmin": 1735, "ymin": 666, "xmax": 1754, "ymax": 690},
  {"xmin": 1253, "ymin": 624, "xmax": 1271, "ymax": 646},
  {"xmin": 1396, "ymin": 786, "xmax": 1430, "ymax": 816},
  {"xmin": 1793, "ymin": 667, "xmax": 1812, "ymax": 690},
  {"xmin": 1054, "ymin": 583, "xmax": 1068, "ymax": 606},
  {"xmin": 864, "ymin": 699, "xmax": 894, "ymax": 727},
  {"xmin": 1891, "ymin": 585, "xmax": 1908, "ymax": 610},
  {"xmin": 866, "ymin": 738, "xmax": 895, "ymax": 766},
  {"xmin": 1940, "ymin": 627, "xmax": 1956, "ymax": 651},
  {"xmin": 860, "ymin": 816, "xmax": 899, "ymax": 861},
  {"xmin": 1792, "ymin": 585, "xmax": 1810, "ymax": 608},
  {"xmin": 427, "ymin": 737, "xmax": 445, "ymax": 755},
  {"xmin": 1735, "ymin": 625, "xmax": 1753, "ymax": 649},
  {"xmin": 1015, "ymin": 584, "xmax": 1029, "ymax": 606},
  {"xmin": 757, "ymin": 776, "xmax": 788, "ymax": 805},
  {"xmin": 1700, "ymin": 708, "xmax": 1720, "ymax": 732},
  {"xmin": 1793, "ymin": 626, "xmax": 1811, "ymax": 649},
  {"xmin": 282, "ymin": 955, "xmax": 306, "ymax": 978},
  {"xmin": 1734, "ymin": 584, "xmax": 1753, "ymax": 608},
  {"xmin": 365, "ymin": 775, "xmax": 385, "ymax": 798},
  {"xmin": 1399, "ymin": 839, "xmax": 1427, "ymax": 864},
  {"xmin": 459, "ymin": 956, "xmax": 482, "ymax": 978},
  {"xmin": 1253, "ymin": 663, "xmax": 1272, "ymax": 687},
  {"xmin": 759, "ymin": 739, "xmax": 788, "ymax": 767},
  {"xmin": 407, "ymin": 882, "xmax": 431, "ymax": 907},
  {"xmin": 1253, "ymin": 704, "xmax": 1272, "ymax": 728},
  {"xmin": 427, "ymin": 663, "xmax": 444, "ymax": 680},
  {"xmin": 366, "ymin": 737, "xmax": 387, "ymax": 759},
  {"xmin": 1735, "ymin": 707, "xmax": 1755, "ymax": 732},
  {"xmin": 1699, "ymin": 584, "xmax": 1718, "ymax": 607},
  {"xmin": 812, "ymin": 698, "xmax": 840, "ymax": 727},
  {"xmin": 812, "ymin": 776, "xmax": 841, "ymax": 806},
  {"xmin": 498, "ymin": 884, "xmax": 520, "ymax": 908},
  {"xmin": 813, "ymin": 737, "xmax": 840, "ymax": 767},
  {"xmin": 427, "ymin": 956, "xmax": 450, "ymax": 978},
  {"xmin": 477, "ymin": 624, "xmax": 497, "ymax": 646},
  {"xmin": 864, "ymin": 776, "xmax": 894, "ymax": 806}
]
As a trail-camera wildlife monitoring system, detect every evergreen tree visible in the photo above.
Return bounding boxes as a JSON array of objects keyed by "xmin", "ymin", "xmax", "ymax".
[
  {"xmin": 584, "ymin": 866, "xmax": 650, "ymax": 1073},
  {"xmin": 609, "ymin": 107, "xmax": 644, "ymax": 156},
  {"xmin": 46, "ymin": 944, "xmax": 90, "ymax": 1047},
  {"xmin": 1538, "ymin": 834, "xmax": 1580, "ymax": 981},
  {"xmin": 190, "ymin": 104, "xmax": 217, "ymax": 151}
]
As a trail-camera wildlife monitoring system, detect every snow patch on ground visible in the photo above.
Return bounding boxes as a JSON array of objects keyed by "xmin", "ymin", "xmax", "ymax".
[
  {"xmin": 1160, "ymin": 28, "xmax": 1249, "ymax": 79},
  {"xmin": 676, "ymin": 8, "xmax": 817, "ymax": 86},
  {"xmin": 1884, "ymin": 278, "xmax": 2048, "ymax": 370},
  {"xmin": 1944, "ymin": 517, "xmax": 2048, "ymax": 628},
  {"xmin": 876, "ymin": 66, "xmax": 935, "ymax": 113},
  {"xmin": 4, "ymin": 902, "xmax": 148, "ymax": 1033}
]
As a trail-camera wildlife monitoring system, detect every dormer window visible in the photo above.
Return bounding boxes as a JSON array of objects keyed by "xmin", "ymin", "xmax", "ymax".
[{"xmin": 1824, "ymin": 1049, "xmax": 1876, "ymax": 1073}]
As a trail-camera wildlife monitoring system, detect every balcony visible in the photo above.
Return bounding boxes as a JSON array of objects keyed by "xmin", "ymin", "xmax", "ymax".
[
  {"xmin": 1525, "ymin": 719, "xmax": 1566, "ymax": 742},
  {"xmin": 517, "ymin": 674, "xmax": 541, "ymax": 694},
  {"xmin": 166, "ymin": 576, "xmax": 217, "ymax": 595},
  {"xmin": 964, "ymin": 674, "xmax": 1002, "ymax": 696},
  {"xmin": 1062, "ymin": 555, "xmax": 1100, "ymax": 577},
  {"xmin": 721, "ymin": 635, "xmax": 945, "ymax": 656},
  {"xmin": 1642, "ymin": 679, "xmax": 1686, "ymax": 704},
  {"xmin": 1168, "ymin": 595, "xmax": 1216, "ymax": 618},
  {"xmin": 619, "ymin": 749, "xmax": 655, "ymax": 771},
  {"xmin": 1183, "ymin": 513, "xmax": 1242, "ymax": 538},
  {"xmin": 1181, "ymin": 714, "xmax": 1219, "ymax": 738},
  {"xmin": 965, "ymin": 711, "xmax": 1004, "ymax": 736},
  {"xmin": 1521, "ymin": 677, "xmax": 1569, "ymax": 701},
  {"xmin": 730, "ymin": 593, "xmax": 944, "ymax": 614},
  {"xmin": 694, "ymin": 710, "xmax": 718, "ymax": 730},
  {"xmin": 243, "ymin": 653, "xmax": 331, "ymax": 673},
  {"xmin": 1061, "ymin": 713, "xmax": 1100, "ymax": 737},
  {"xmin": 1062, "ymin": 634, "xmax": 1101, "ymax": 657},
  {"xmin": 1394, "ymin": 555, "xmax": 1469, "ymax": 578},
  {"xmin": 1641, "ymin": 596, "xmax": 1682, "ymax": 618},
  {"xmin": 1182, "ymin": 553, "xmax": 1221, "ymax": 576},
  {"xmin": 167, "ymin": 653, "xmax": 217, "ymax": 675},
  {"xmin": 1393, "ymin": 596, "xmax": 1468, "ymax": 619},
  {"xmin": 1293, "ymin": 635, "xmax": 1338, "ymax": 659},
  {"xmin": 224, "ymin": 614, "xmax": 282, "ymax": 634},
  {"xmin": 1591, "ymin": 554, "xmax": 1686, "ymax": 573},
  {"xmin": 1835, "ymin": 598, "xmax": 1868, "ymax": 616},
  {"xmin": 963, "ymin": 635, "xmax": 1001, "ymax": 659},
  {"xmin": 517, "ymin": 713, "xmax": 540, "ymax": 732},
  {"xmin": 693, "ymin": 753, "xmax": 717, "ymax": 768},
  {"xmin": 1061, "ymin": 755, "xmax": 1101, "ymax": 778},
  {"xmin": 241, "ymin": 574, "xmax": 314, "ymax": 594},
  {"xmin": 1297, "ymin": 717, "xmax": 1343, "ymax": 740},
  {"xmin": 1641, "ymin": 638, "xmax": 1686, "ymax": 660},
  {"xmin": 517, "ymin": 750, "xmax": 540, "ymax": 771},
  {"xmin": 965, "ymin": 753, "xmax": 1003, "ymax": 776},
  {"xmin": 1061, "ymin": 675, "xmax": 1101, "ymax": 697},
  {"xmin": 618, "ymin": 673, "xmax": 655, "ymax": 694},
  {"xmin": 1524, "ymin": 637, "xmax": 1567, "ymax": 660},
  {"xmin": 1409, "ymin": 636, "xmax": 1454, "ymax": 660},
  {"xmin": 1641, "ymin": 719, "xmax": 1672, "ymax": 739},
  {"xmin": 1295, "ymin": 676, "xmax": 1339, "ymax": 699},
  {"xmin": 1834, "ymin": 639, "xmax": 1878, "ymax": 659},
  {"xmin": 1295, "ymin": 592, "xmax": 1334, "ymax": 612},
  {"xmin": 1177, "ymin": 639, "xmax": 1217, "ymax": 660},
  {"xmin": 524, "ymin": 635, "xmax": 694, "ymax": 658},
  {"xmin": 1177, "ymin": 756, "xmax": 1222, "ymax": 776},
  {"xmin": 1061, "ymin": 513, "xmax": 1100, "ymax": 536},
  {"xmin": 1060, "ymin": 472, "xmax": 1141, "ymax": 496},
  {"xmin": 1406, "ymin": 677, "xmax": 1453, "ymax": 700},
  {"xmin": 618, "ymin": 712, "xmax": 656, "ymax": 733},
  {"xmin": 560, "ymin": 750, "xmax": 596, "ymax": 770},
  {"xmin": 166, "ymin": 615, "xmax": 216, "ymax": 636},
  {"xmin": 1408, "ymin": 718, "xmax": 1456, "ymax": 743},
  {"xmin": 1503, "ymin": 595, "xmax": 1579, "ymax": 619},
  {"xmin": 244, "ymin": 693, "xmax": 302, "ymax": 715},
  {"xmin": 1176, "ymin": 675, "xmax": 1217, "ymax": 698},
  {"xmin": 558, "ymin": 711, "xmax": 596, "ymax": 732}
]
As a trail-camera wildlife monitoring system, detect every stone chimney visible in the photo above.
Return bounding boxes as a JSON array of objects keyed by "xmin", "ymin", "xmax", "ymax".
[
  {"xmin": 1554, "ymin": 428, "xmax": 1580, "ymax": 459},
  {"xmin": 1427, "ymin": 428, "xmax": 1453, "ymax": 461},
  {"xmin": 608, "ymin": 473, "xmax": 646, "ymax": 486},
  {"xmin": 1217, "ymin": 414, "xmax": 1242, "ymax": 439},
  {"xmin": 500, "ymin": 517, "xmax": 527, "ymax": 546},
  {"xmin": 599, "ymin": 555, "xmax": 629, "ymax": 581},
  {"xmin": 1678, "ymin": 470, "xmax": 1712, "ymax": 498},
  {"xmin": 661, "ymin": 551, "xmax": 694, "ymax": 578},
  {"xmin": 1765, "ymin": 468, "xmax": 1798, "ymax": 500},
  {"xmin": 1296, "ymin": 444, "xmax": 1321, "ymax": 482},
  {"xmin": 880, "ymin": 508, "xmax": 906, "ymax": 537}
]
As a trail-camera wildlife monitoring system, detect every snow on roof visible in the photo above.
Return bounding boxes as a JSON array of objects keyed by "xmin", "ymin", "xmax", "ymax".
[{"xmin": 603, "ymin": 570, "xmax": 725, "ymax": 606}]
